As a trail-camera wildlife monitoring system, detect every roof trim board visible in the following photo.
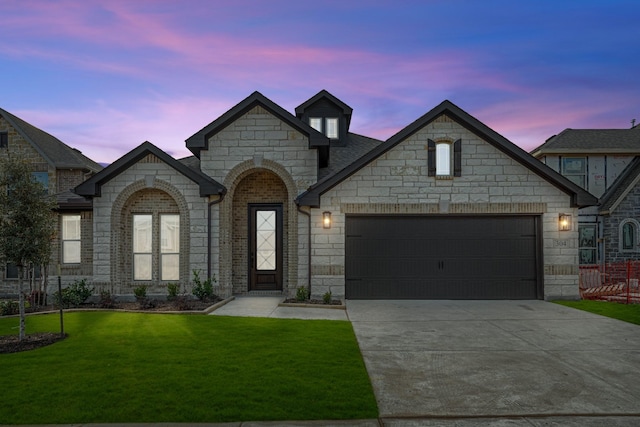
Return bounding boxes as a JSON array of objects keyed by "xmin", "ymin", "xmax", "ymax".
[
  {"xmin": 185, "ymin": 91, "xmax": 329, "ymax": 158},
  {"xmin": 75, "ymin": 141, "xmax": 226, "ymax": 198},
  {"xmin": 599, "ymin": 156, "xmax": 640, "ymax": 215},
  {"xmin": 296, "ymin": 100, "xmax": 597, "ymax": 208}
]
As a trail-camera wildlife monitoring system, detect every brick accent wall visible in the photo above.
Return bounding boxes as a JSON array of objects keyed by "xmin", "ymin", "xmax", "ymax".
[
  {"xmin": 602, "ymin": 184, "xmax": 640, "ymax": 262},
  {"xmin": 231, "ymin": 170, "xmax": 288, "ymax": 294},
  {"xmin": 310, "ymin": 114, "xmax": 580, "ymax": 300}
]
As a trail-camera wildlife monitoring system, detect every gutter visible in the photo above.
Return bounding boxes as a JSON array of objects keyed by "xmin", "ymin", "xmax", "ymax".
[{"xmin": 296, "ymin": 204, "xmax": 312, "ymax": 297}]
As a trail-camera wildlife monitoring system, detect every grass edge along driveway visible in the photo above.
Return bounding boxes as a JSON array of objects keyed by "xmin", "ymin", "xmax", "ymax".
[
  {"xmin": 554, "ymin": 299, "xmax": 640, "ymax": 325},
  {"xmin": 0, "ymin": 312, "xmax": 377, "ymax": 424}
]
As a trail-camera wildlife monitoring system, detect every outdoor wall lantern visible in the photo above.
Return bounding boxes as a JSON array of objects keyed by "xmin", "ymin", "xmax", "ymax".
[
  {"xmin": 559, "ymin": 213, "xmax": 572, "ymax": 231},
  {"xmin": 322, "ymin": 211, "xmax": 332, "ymax": 229}
]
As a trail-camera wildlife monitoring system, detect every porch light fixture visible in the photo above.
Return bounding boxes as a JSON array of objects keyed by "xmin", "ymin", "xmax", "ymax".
[
  {"xmin": 322, "ymin": 211, "xmax": 332, "ymax": 229},
  {"xmin": 559, "ymin": 213, "xmax": 572, "ymax": 231}
]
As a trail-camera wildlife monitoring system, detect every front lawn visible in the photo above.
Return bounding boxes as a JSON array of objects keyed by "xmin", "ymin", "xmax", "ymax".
[
  {"xmin": 0, "ymin": 312, "xmax": 377, "ymax": 424},
  {"xmin": 554, "ymin": 300, "xmax": 640, "ymax": 325}
]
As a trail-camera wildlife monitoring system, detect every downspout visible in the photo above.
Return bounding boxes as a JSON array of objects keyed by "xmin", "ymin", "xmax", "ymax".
[
  {"xmin": 208, "ymin": 191, "xmax": 225, "ymax": 281},
  {"xmin": 296, "ymin": 204, "xmax": 312, "ymax": 297}
]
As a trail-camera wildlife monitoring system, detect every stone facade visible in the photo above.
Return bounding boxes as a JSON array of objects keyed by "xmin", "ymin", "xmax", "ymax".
[
  {"xmin": 90, "ymin": 155, "xmax": 208, "ymax": 296},
  {"xmin": 3, "ymin": 94, "xmax": 591, "ymax": 302},
  {"xmin": 310, "ymin": 115, "xmax": 580, "ymax": 299}
]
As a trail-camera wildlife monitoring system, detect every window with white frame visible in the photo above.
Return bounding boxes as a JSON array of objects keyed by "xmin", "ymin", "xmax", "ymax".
[
  {"xmin": 325, "ymin": 118, "xmax": 338, "ymax": 139},
  {"xmin": 620, "ymin": 219, "xmax": 639, "ymax": 252},
  {"xmin": 309, "ymin": 117, "xmax": 322, "ymax": 133},
  {"xmin": 160, "ymin": 214, "xmax": 180, "ymax": 281},
  {"xmin": 61, "ymin": 214, "xmax": 81, "ymax": 264},
  {"xmin": 436, "ymin": 142, "xmax": 452, "ymax": 176},
  {"xmin": 132, "ymin": 213, "xmax": 180, "ymax": 281},
  {"xmin": 133, "ymin": 214, "xmax": 153, "ymax": 280}
]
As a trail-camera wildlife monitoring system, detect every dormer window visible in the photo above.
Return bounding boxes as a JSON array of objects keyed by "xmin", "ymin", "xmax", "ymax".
[
  {"xmin": 310, "ymin": 117, "xmax": 322, "ymax": 133},
  {"xmin": 326, "ymin": 118, "xmax": 338, "ymax": 139},
  {"xmin": 308, "ymin": 117, "xmax": 339, "ymax": 139}
]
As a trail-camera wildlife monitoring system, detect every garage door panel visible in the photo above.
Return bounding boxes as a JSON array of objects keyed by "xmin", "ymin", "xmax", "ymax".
[{"xmin": 345, "ymin": 216, "xmax": 540, "ymax": 300}]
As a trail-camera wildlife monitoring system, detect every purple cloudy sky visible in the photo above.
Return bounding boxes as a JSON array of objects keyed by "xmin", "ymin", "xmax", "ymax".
[{"xmin": 1, "ymin": 0, "xmax": 639, "ymax": 164}]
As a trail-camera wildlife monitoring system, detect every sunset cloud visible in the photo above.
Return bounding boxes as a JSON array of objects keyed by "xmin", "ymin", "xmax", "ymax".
[{"xmin": 1, "ymin": 0, "xmax": 638, "ymax": 162}]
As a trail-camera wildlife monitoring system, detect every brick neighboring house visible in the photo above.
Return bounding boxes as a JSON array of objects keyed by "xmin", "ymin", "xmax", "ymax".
[
  {"xmin": 73, "ymin": 91, "xmax": 595, "ymax": 301},
  {"xmin": 531, "ymin": 125, "xmax": 640, "ymax": 265},
  {"xmin": 0, "ymin": 108, "xmax": 102, "ymax": 296}
]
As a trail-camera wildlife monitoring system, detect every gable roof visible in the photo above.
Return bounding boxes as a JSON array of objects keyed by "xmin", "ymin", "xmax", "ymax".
[
  {"xmin": 0, "ymin": 107, "xmax": 102, "ymax": 172},
  {"xmin": 295, "ymin": 89, "xmax": 353, "ymax": 128},
  {"xmin": 186, "ymin": 91, "xmax": 329, "ymax": 158},
  {"xmin": 599, "ymin": 156, "xmax": 640, "ymax": 214},
  {"xmin": 297, "ymin": 100, "xmax": 597, "ymax": 208},
  {"xmin": 531, "ymin": 127, "xmax": 640, "ymax": 156},
  {"xmin": 75, "ymin": 141, "xmax": 225, "ymax": 198}
]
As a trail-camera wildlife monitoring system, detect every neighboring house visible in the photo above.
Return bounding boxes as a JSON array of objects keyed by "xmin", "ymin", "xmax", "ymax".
[
  {"xmin": 531, "ymin": 125, "xmax": 640, "ymax": 265},
  {"xmin": 73, "ymin": 90, "xmax": 595, "ymax": 301},
  {"xmin": 0, "ymin": 108, "xmax": 102, "ymax": 296}
]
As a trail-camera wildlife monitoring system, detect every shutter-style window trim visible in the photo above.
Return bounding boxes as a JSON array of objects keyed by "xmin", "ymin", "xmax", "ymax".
[
  {"xmin": 427, "ymin": 139, "xmax": 436, "ymax": 176},
  {"xmin": 453, "ymin": 139, "xmax": 462, "ymax": 177}
]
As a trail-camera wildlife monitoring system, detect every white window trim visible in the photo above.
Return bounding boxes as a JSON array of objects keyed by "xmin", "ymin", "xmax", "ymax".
[
  {"xmin": 435, "ymin": 141, "xmax": 453, "ymax": 178},
  {"xmin": 325, "ymin": 118, "xmax": 339, "ymax": 139},
  {"xmin": 61, "ymin": 214, "xmax": 82, "ymax": 264}
]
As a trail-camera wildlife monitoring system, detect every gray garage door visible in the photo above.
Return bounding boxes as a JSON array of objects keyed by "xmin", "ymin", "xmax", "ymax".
[{"xmin": 345, "ymin": 216, "xmax": 541, "ymax": 299}]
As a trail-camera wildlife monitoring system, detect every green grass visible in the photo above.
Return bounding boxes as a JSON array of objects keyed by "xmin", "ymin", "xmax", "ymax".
[
  {"xmin": 554, "ymin": 300, "xmax": 640, "ymax": 325},
  {"xmin": 0, "ymin": 312, "xmax": 377, "ymax": 424}
]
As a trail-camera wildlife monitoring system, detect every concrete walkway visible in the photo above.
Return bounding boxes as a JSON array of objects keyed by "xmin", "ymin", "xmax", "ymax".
[{"xmin": 209, "ymin": 295, "xmax": 348, "ymax": 320}]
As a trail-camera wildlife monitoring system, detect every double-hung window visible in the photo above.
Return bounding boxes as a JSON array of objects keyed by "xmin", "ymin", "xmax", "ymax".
[
  {"xmin": 160, "ymin": 214, "xmax": 180, "ymax": 281},
  {"xmin": 133, "ymin": 214, "xmax": 153, "ymax": 281},
  {"xmin": 309, "ymin": 117, "xmax": 339, "ymax": 139},
  {"xmin": 133, "ymin": 213, "xmax": 180, "ymax": 281},
  {"xmin": 61, "ymin": 215, "xmax": 81, "ymax": 264},
  {"xmin": 561, "ymin": 157, "xmax": 587, "ymax": 188}
]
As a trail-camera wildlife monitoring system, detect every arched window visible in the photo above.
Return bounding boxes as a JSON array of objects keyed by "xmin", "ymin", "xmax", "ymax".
[{"xmin": 619, "ymin": 219, "xmax": 639, "ymax": 252}]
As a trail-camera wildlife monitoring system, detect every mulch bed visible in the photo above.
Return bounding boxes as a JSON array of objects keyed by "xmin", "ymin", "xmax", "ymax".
[{"xmin": 0, "ymin": 332, "xmax": 67, "ymax": 354}]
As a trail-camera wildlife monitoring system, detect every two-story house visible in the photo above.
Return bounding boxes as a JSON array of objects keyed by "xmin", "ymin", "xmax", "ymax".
[
  {"xmin": 531, "ymin": 124, "xmax": 640, "ymax": 265},
  {"xmin": 0, "ymin": 108, "xmax": 102, "ymax": 296}
]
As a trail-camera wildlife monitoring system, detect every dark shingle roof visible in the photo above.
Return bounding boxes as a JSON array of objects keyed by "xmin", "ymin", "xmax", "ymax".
[
  {"xmin": 75, "ymin": 141, "xmax": 225, "ymax": 198},
  {"xmin": 531, "ymin": 127, "xmax": 640, "ymax": 156},
  {"xmin": 318, "ymin": 133, "xmax": 384, "ymax": 180},
  {"xmin": 0, "ymin": 107, "xmax": 103, "ymax": 172},
  {"xmin": 297, "ymin": 100, "xmax": 598, "ymax": 208},
  {"xmin": 599, "ymin": 156, "xmax": 640, "ymax": 214}
]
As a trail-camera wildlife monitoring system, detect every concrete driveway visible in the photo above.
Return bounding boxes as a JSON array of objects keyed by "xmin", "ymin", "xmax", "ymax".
[{"xmin": 347, "ymin": 300, "xmax": 640, "ymax": 425}]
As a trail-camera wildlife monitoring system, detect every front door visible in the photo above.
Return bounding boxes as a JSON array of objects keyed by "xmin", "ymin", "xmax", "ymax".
[{"xmin": 249, "ymin": 204, "xmax": 283, "ymax": 291}]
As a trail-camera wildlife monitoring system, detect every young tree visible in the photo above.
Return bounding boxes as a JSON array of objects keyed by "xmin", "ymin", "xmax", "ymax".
[{"xmin": 0, "ymin": 156, "xmax": 56, "ymax": 340}]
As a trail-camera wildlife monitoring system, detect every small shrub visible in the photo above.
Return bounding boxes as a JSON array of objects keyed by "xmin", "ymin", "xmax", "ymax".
[
  {"xmin": 133, "ymin": 285, "xmax": 148, "ymax": 299},
  {"xmin": 133, "ymin": 285, "xmax": 154, "ymax": 309},
  {"xmin": 166, "ymin": 283, "xmax": 180, "ymax": 301},
  {"xmin": 99, "ymin": 290, "xmax": 116, "ymax": 308},
  {"xmin": 192, "ymin": 270, "xmax": 215, "ymax": 302},
  {"xmin": 55, "ymin": 278, "xmax": 94, "ymax": 308},
  {"xmin": 0, "ymin": 300, "xmax": 19, "ymax": 316},
  {"xmin": 296, "ymin": 286, "xmax": 309, "ymax": 302},
  {"xmin": 323, "ymin": 291, "xmax": 332, "ymax": 305}
]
